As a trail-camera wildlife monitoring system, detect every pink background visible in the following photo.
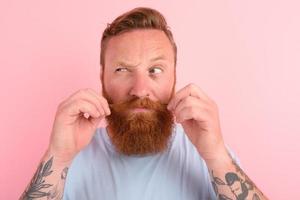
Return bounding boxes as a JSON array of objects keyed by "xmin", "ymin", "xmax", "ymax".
[{"xmin": 1, "ymin": 0, "xmax": 299, "ymax": 199}]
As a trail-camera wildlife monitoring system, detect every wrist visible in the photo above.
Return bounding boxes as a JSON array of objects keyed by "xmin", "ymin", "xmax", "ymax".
[
  {"xmin": 201, "ymin": 146, "xmax": 233, "ymax": 170},
  {"xmin": 43, "ymin": 147, "xmax": 74, "ymax": 167}
]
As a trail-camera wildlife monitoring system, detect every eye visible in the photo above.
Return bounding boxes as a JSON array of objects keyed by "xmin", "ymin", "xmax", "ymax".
[
  {"xmin": 115, "ymin": 67, "xmax": 128, "ymax": 72},
  {"xmin": 149, "ymin": 67, "xmax": 163, "ymax": 74}
]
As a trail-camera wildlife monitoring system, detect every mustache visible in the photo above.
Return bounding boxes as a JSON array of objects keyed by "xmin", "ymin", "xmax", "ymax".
[{"xmin": 108, "ymin": 97, "xmax": 169, "ymax": 111}]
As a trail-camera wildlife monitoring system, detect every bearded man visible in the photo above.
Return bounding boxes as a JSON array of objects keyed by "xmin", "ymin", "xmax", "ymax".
[{"xmin": 21, "ymin": 7, "xmax": 268, "ymax": 200}]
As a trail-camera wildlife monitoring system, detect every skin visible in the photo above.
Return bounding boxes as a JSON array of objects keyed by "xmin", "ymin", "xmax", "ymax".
[
  {"xmin": 103, "ymin": 29, "xmax": 175, "ymax": 105},
  {"xmin": 20, "ymin": 29, "xmax": 268, "ymax": 200}
]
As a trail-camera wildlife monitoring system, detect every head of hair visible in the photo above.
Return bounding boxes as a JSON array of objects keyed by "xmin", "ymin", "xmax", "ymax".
[{"xmin": 100, "ymin": 7, "xmax": 177, "ymax": 70}]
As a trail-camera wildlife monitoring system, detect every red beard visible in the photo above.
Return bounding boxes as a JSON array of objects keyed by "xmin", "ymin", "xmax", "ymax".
[{"xmin": 106, "ymin": 97, "xmax": 174, "ymax": 156}]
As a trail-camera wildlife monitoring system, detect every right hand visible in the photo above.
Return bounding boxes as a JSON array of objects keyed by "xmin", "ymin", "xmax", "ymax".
[{"xmin": 47, "ymin": 88, "xmax": 111, "ymax": 163}]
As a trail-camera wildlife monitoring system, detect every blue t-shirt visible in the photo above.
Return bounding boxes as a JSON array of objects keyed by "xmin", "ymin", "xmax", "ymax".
[{"xmin": 63, "ymin": 124, "xmax": 240, "ymax": 200}]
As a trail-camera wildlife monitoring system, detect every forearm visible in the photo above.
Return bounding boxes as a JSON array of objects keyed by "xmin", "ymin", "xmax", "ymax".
[
  {"xmin": 20, "ymin": 150, "xmax": 71, "ymax": 200},
  {"xmin": 205, "ymin": 150, "xmax": 268, "ymax": 200}
]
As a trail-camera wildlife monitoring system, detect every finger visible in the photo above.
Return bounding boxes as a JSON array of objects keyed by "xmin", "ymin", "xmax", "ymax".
[
  {"xmin": 168, "ymin": 83, "xmax": 210, "ymax": 111},
  {"xmin": 173, "ymin": 96, "xmax": 208, "ymax": 116},
  {"xmin": 65, "ymin": 89, "xmax": 106, "ymax": 116},
  {"xmin": 67, "ymin": 99, "xmax": 102, "ymax": 119},
  {"xmin": 85, "ymin": 89, "xmax": 111, "ymax": 115},
  {"xmin": 175, "ymin": 106, "xmax": 205, "ymax": 123},
  {"xmin": 90, "ymin": 114, "xmax": 103, "ymax": 126}
]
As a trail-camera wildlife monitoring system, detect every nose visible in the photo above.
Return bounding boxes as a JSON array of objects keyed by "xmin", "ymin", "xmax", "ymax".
[{"xmin": 129, "ymin": 73, "xmax": 150, "ymax": 99}]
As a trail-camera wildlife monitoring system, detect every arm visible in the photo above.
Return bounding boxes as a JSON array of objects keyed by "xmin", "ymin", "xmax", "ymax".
[
  {"xmin": 167, "ymin": 83, "xmax": 268, "ymax": 200},
  {"xmin": 20, "ymin": 89, "xmax": 110, "ymax": 199},
  {"xmin": 205, "ymin": 149, "xmax": 267, "ymax": 200},
  {"xmin": 20, "ymin": 151, "xmax": 71, "ymax": 199}
]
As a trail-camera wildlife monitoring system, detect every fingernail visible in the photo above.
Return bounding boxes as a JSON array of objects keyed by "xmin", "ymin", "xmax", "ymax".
[{"xmin": 84, "ymin": 113, "xmax": 90, "ymax": 119}]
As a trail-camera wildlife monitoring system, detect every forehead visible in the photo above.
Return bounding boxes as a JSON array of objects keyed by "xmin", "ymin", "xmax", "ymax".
[{"xmin": 104, "ymin": 29, "xmax": 174, "ymax": 65}]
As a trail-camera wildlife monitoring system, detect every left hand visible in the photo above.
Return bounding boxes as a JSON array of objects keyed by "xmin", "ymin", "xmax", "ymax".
[{"xmin": 167, "ymin": 83, "xmax": 228, "ymax": 162}]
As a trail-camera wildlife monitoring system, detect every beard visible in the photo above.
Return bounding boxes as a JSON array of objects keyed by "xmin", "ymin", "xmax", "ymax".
[{"xmin": 105, "ymin": 95, "xmax": 175, "ymax": 156}]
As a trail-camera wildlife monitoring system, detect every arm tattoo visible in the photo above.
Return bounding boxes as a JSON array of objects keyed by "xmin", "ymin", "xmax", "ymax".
[
  {"xmin": 211, "ymin": 157, "xmax": 267, "ymax": 200},
  {"xmin": 20, "ymin": 157, "xmax": 68, "ymax": 200}
]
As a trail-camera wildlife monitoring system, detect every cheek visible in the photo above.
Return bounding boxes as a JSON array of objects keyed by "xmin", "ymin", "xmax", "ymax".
[
  {"xmin": 106, "ymin": 84, "xmax": 130, "ymax": 103},
  {"xmin": 154, "ymin": 75, "xmax": 175, "ymax": 103},
  {"xmin": 103, "ymin": 75, "xmax": 130, "ymax": 103}
]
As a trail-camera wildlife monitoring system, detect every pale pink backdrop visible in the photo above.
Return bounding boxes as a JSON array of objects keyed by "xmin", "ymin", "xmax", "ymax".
[{"xmin": 0, "ymin": 0, "xmax": 299, "ymax": 199}]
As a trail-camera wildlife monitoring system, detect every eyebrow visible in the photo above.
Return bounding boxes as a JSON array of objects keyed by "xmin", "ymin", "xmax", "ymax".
[
  {"xmin": 114, "ymin": 55, "xmax": 168, "ymax": 68},
  {"xmin": 115, "ymin": 61, "xmax": 140, "ymax": 69},
  {"xmin": 150, "ymin": 55, "xmax": 167, "ymax": 62}
]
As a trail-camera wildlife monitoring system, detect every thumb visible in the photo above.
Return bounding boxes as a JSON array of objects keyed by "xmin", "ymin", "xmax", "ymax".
[{"xmin": 90, "ymin": 115, "xmax": 104, "ymax": 127}]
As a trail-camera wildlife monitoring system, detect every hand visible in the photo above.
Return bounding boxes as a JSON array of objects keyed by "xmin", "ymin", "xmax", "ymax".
[
  {"xmin": 48, "ymin": 88, "xmax": 110, "ymax": 163},
  {"xmin": 167, "ymin": 83, "xmax": 228, "ymax": 162}
]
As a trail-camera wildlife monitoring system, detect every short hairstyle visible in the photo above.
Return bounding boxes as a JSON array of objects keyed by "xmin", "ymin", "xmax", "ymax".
[{"xmin": 100, "ymin": 7, "xmax": 177, "ymax": 69}]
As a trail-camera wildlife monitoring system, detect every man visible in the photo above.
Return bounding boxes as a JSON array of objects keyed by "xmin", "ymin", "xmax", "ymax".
[{"xmin": 21, "ymin": 7, "xmax": 267, "ymax": 200}]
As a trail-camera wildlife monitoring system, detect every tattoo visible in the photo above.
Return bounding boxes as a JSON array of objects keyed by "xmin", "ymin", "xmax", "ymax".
[
  {"xmin": 47, "ymin": 167, "xmax": 68, "ymax": 200},
  {"xmin": 61, "ymin": 167, "xmax": 68, "ymax": 180},
  {"xmin": 20, "ymin": 157, "xmax": 69, "ymax": 200},
  {"xmin": 211, "ymin": 154, "xmax": 267, "ymax": 200},
  {"xmin": 20, "ymin": 157, "xmax": 54, "ymax": 199}
]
